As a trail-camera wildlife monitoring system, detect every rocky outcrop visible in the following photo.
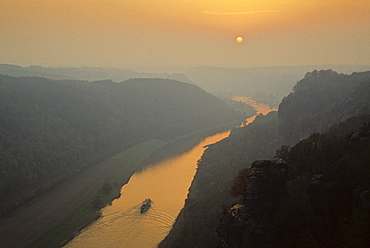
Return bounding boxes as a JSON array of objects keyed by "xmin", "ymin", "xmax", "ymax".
[
  {"xmin": 354, "ymin": 187, "xmax": 370, "ymax": 212},
  {"xmin": 217, "ymin": 159, "xmax": 288, "ymax": 248}
]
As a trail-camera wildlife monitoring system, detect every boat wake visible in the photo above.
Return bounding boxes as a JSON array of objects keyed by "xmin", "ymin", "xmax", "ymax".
[{"xmin": 65, "ymin": 204, "xmax": 175, "ymax": 248}]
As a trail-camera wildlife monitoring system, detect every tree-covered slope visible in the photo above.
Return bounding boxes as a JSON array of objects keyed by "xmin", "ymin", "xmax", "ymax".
[
  {"xmin": 160, "ymin": 70, "xmax": 370, "ymax": 248},
  {"xmin": 274, "ymin": 121, "xmax": 370, "ymax": 248},
  {"xmin": 278, "ymin": 70, "xmax": 370, "ymax": 146},
  {"xmin": 0, "ymin": 75, "xmax": 245, "ymax": 215},
  {"xmin": 159, "ymin": 112, "xmax": 279, "ymax": 248}
]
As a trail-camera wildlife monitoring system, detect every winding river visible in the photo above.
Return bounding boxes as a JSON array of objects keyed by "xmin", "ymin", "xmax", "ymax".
[{"xmin": 64, "ymin": 97, "xmax": 275, "ymax": 248}]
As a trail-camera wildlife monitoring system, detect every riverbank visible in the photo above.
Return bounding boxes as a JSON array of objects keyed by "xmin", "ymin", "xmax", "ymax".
[
  {"xmin": 27, "ymin": 139, "xmax": 167, "ymax": 248},
  {"xmin": 0, "ymin": 158, "xmax": 126, "ymax": 248},
  {"xmin": 138, "ymin": 123, "xmax": 238, "ymax": 170},
  {"xmin": 0, "ymin": 122, "xmax": 238, "ymax": 248}
]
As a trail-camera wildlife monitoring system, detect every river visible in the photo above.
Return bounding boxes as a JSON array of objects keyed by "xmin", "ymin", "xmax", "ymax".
[
  {"xmin": 232, "ymin": 96, "xmax": 277, "ymax": 125},
  {"xmin": 64, "ymin": 97, "xmax": 275, "ymax": 248}
]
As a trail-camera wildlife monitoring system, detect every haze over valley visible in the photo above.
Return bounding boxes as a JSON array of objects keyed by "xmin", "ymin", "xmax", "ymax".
[
  {"xmin": 1, "ymin": 64, "xmax": 369, "ymax": 108},
  {"xmin": 1, "ymin": 0, "xmax": 370, "ymax": 248}
]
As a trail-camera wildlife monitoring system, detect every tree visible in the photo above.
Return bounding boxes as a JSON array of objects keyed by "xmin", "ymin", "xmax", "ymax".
[{"xmin": 230, "ymin": 168, "xmax": 249, "ymax": 201}]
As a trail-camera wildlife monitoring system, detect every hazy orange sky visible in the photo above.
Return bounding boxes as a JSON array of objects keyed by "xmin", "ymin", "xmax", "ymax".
[{"xmin": 1, "ymin": 0, "xmax": 369, "ymax": 69}]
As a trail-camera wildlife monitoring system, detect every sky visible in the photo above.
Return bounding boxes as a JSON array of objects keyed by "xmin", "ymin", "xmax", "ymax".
[{"xmin": 1, "ymin": 0, "xmax": 369, "ymax": 69}]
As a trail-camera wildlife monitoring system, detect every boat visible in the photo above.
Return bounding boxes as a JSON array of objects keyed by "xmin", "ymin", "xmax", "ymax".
[{"xmin": 140, "ymin": 199, "xmax": 152, "ymax": 213}]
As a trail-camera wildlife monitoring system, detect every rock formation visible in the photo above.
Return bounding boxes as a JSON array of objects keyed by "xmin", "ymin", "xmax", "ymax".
[{"xmin": 218, "ymin": 159, "xmax": 288, "ymax": 248}]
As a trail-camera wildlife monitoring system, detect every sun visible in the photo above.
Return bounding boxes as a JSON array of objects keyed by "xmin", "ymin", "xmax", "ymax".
[{"xmin": 236, "ymin": 36, "xmax": 243, "ymax": 43}]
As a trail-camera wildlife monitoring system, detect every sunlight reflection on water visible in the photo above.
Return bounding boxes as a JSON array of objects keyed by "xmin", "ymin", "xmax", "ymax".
[
  {"xmin": 64, "ymin": 96, "xmax": 274, "ymax": 248},
  {"xmin": 64, "ymin": 132, "xmax": 230, "ymax": 248}
]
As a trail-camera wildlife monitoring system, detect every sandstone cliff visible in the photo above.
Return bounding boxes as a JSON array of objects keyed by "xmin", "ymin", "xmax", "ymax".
[{"xmin": 218, "ymin": 159, "xmax": 288, "ymax": 248}]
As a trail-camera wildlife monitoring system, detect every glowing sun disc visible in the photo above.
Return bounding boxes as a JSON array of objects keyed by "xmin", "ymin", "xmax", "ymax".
[{"xmin": 236, "ymin": 36, "xmax": 243, "ymax": 43}]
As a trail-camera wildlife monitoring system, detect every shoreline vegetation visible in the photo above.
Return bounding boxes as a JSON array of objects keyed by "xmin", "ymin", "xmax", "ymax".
[
  {"xmin": 27, "ymin": 139, "xmax": 167, "ymax": 248},
  {"xmin": 0, "ymin": 75, "xmax": 247, "ymax": 217},
  {"xmin": 0, "ymin": 75, "xmax": 248, "ymax": 248},
  {"xmin": 25, "ymin": 122, "xmax": 239, "ymax": 248}
]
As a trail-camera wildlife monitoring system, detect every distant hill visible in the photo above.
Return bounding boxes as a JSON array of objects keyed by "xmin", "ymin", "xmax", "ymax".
[
  {"xmin": 2, "ymin": 64, "xmax": 369, "ymax": 108},
  {"xmin": 0, "ymin": 75, "xmax": 244, "ymax": 215},
  {"xmin": 184, "ymin": 65, "xmax": 370, "ymax": 107},
  {"xmin": 0, "ymin": 64, "xmax": 193, "ymax": 85}
]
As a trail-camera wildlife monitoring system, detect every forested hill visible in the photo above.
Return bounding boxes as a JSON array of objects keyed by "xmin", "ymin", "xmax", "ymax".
[
  {"xmin": 159, "ymin": 70, "xmax": 370, "ymax": 248},
  {"xmin": 3, "ymin": 64, "xmax": 370, "ymax": 109},
  {"xmin": 0, "ymin": 75, "xmax": 245, "ymax": 215},
  {"xmin": 279, "ymin": 69, "xmax": 370, "ymax": 146}
]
